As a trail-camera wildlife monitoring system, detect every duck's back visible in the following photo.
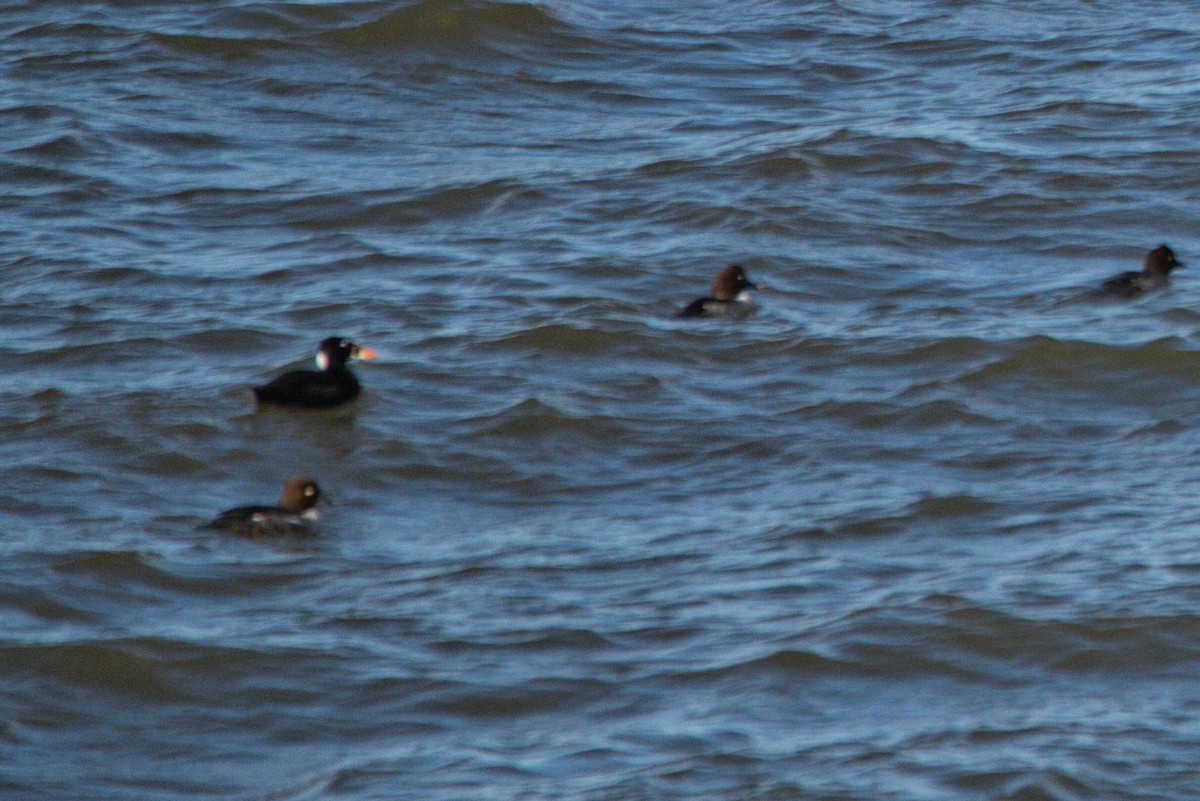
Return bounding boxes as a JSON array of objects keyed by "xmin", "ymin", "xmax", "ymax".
[
  {"xmin": 676, "ymin": 297, "xmax": 715, "ymax": 318},
  {"xmin": 1100, "ymin": 271, "xmax": 1162, "ymax": 299},
  {"xmin": 253, "ymin": 368, "xmax": 361, "ymax": 408},
  {"xmin": 204, "ymin": 505, "xmax": 313, "ymax": 538},
  {"xmin": 676, "ymin": 296, "xmax": 753, "ymax": 318}
]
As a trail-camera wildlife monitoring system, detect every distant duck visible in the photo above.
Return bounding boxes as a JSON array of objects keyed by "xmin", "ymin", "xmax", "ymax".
[
  {"xmin": 1099, "ymin": 245, "xmax": 1183, "ymax": 299},
  {"xmin": 676, "ymin": 264, "xmax": 760, "ymax": 318},
  {"xmin": 203, "ymin": 475, "xmax": 322, "ymax": 537},
  {"xmin": 253, "ymin": 337, "xmax": 377, "ymax": 409}
]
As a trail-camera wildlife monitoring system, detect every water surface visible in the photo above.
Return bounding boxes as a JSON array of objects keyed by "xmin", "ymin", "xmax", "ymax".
[{"xmin": 3, "ymin": 1, "xmax": 1200, "ymax": 799}]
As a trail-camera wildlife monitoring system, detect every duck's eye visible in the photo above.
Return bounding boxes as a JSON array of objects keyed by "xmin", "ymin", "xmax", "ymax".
[{"xmin": 305, "ymin": 486, "xmax": 315, "ymax": 496}]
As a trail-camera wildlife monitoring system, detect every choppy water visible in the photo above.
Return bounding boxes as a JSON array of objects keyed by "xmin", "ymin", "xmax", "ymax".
[{"xmin": 3, "ymin": 1, "xmax": 1200, "ymax": 798}]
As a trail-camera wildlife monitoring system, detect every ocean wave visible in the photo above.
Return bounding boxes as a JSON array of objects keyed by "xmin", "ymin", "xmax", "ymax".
[
  {"xmin": 326, "ymin": 0, "xmax": 568, "ymax": 52},
  {"xmin": 461, "ymin": 396, "xmax": 626, "ymax": 441},
  {"xmin": 410, "ymin": 676, "xmax": 614, "ymax": 717}
]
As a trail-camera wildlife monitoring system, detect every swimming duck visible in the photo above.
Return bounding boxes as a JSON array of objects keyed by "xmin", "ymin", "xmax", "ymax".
[
  {"xmin": 203, "ymin": 475, "xmax": 323, "ymax": 537},
  {"xmin": 1099, "ymin": 245, "xmax": 1183, "ymax": 298},
  {"xmin": 253, "ymin": 337, "xmax": 376, "ymax": 409},
  {"xmin": 676, "ymin": 264, "xmax": 759, "ymax": 318}
]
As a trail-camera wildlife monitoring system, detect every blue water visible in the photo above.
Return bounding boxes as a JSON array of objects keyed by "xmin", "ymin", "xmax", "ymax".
[{"xmin": 3, "ymin": 1, "xmax": 1200, "ymax": 799}]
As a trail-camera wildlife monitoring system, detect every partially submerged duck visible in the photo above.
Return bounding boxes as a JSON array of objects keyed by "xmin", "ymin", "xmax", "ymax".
[
  {"xmin": 253, "ymin": 337, "xmax": 377, "ymax": 409},
  {"xmin": 202, "ymin": 475, "xmax": 323, "ymax": 537},
  {"xmin": 1098, "ymin": 245, "xmax": 1183, "ymax": 299},
  {"xmin": 676, "ymin": 264, "xmax": 760, "ymax": 318}
]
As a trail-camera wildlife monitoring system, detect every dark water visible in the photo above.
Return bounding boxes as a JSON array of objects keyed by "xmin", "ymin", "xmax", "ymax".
[{"xmin": 3, "ymin": 1, "xmax": 1200, "ymax": 798}]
